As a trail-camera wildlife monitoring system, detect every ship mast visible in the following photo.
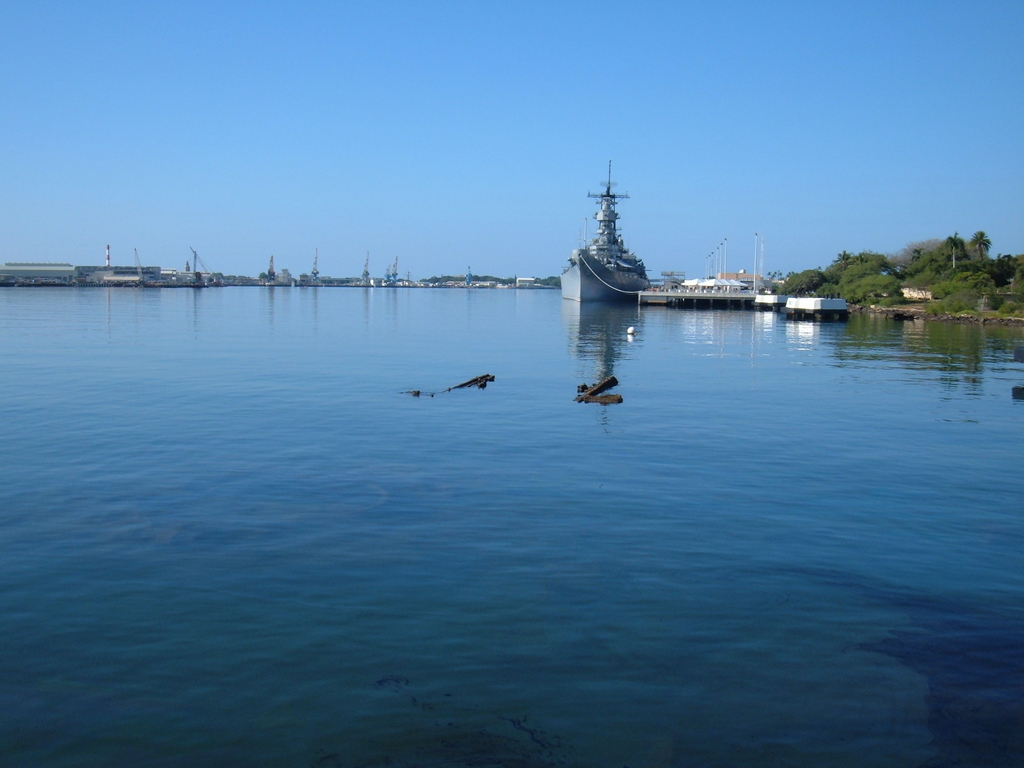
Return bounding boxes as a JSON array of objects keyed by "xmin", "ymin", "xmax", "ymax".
[{"xmin": 587, "ymin": 160, "xmax": 628, "ymax": 262}]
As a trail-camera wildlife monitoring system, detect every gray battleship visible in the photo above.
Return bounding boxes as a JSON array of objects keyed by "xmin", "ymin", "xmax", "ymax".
[{"xmin": 561, "ymin": 165, "xmax": 650, "ymax": 302}]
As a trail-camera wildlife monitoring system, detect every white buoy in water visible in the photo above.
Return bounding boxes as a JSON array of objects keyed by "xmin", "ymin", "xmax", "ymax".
[{"xmin": 627, "ymin": 326, "xmax": 636, "ymax": 336}]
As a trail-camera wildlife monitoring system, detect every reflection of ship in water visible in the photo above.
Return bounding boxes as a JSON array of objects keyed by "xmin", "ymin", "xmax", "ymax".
[{"xmin": 562, "ymin": 300, "xmax": 642, "ymax": 381}]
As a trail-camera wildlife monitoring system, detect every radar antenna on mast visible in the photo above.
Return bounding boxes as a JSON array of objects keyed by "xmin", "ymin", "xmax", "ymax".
[
  {"xmin": 590, "ymin": 160, "xmax": 624, "ymax": 201},
  {"xmin": 595, "ymin": 160, "xmax": 618, "ymax": 193}
]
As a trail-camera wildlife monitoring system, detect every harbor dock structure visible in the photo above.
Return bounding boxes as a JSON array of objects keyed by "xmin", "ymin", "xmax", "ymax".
[
  {"xmin": 755, "ymin": 294, "xmax": 790, "ymax": 312},
  {"xmin": 784, "ymin": 297, "xmax": 849, "ymax": 321},
  {"xmin": 640, "ymin": 291, "xmax": 754, "ymax": 310},
  {"xmin": 639, "ymin": 279, "xmax": 758, "ymax": 310}
]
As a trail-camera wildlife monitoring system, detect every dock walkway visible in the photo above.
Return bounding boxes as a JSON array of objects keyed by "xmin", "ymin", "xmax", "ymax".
[
  {"xmin": 639, "ymin": 290, "xmax": 756, "ymax": 310},
  {"xmin": 638, "ymin": 291, "xmax": 849, "ymax": 321}
]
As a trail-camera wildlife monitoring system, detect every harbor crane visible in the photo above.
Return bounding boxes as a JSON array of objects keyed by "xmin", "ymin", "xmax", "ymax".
[
  {"xmin": 134, "ymin": 248, "xmax": 144, "ymax": 284},
  {"xmin": 190, "ymin": 247, "xmax": 211, "ymax": 274},
  {"xmin": 267, "ymin": 255, "xmax": 276, "ymax": 284},
  {"xmin": 190, "ymin": 247, "xmax": 210, "ymax": 285},
  {"xmin": 361, "ymin": 252, "xmax": 370, "ymax": 286},
  {"xmin": 311, "ymin": 249, "xmax": 319, "ymax": 282}
]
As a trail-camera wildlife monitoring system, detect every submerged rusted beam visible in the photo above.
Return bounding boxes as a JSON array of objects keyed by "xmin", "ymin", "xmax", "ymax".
[
  {"xmin": 405, "ymin": 374, "xmax": 495, "ymax": 397},
  {"xmin": 575, "ymin": 376, "xmax": 618, "ymax": 402},
  {"xmin": 582, "ymin": 393, "xmax": 623, "ymax": 405},
  {"xmin": 452, "ymin": 374, "xmax": 495, "ymax": 390}
]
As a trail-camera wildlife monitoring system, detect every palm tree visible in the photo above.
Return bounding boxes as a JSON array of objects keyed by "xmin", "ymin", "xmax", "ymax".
[
  {"xmin": 969, "ymin": 231, "xmax": 992, "ymax": 260},
  {"xmin": 946, "ymin": 232, "xmax": 966, "ymax": 270}
]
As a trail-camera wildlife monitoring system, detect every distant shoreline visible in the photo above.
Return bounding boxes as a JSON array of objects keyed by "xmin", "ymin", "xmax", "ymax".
[{"xmin": 0, "ymin": 282, "xmax": 560, "ymax": 290}]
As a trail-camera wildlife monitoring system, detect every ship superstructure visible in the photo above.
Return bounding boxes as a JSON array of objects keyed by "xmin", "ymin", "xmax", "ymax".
[{"xmin": 561, "ymin": 164, "xmax": 650, "ymax": 302}]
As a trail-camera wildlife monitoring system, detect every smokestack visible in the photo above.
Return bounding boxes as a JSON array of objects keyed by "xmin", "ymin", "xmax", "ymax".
[{"xmin": 105, "ymin": 244, "xmax": 110, "ymax": 268}]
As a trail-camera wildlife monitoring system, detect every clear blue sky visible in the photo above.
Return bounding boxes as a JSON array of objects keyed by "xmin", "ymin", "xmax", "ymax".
[{"xmin": 2, "ymin": 1, "xmax": 1022, "ymax": 279}]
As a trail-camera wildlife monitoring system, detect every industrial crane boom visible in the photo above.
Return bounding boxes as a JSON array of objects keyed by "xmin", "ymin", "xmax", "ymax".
[{"xmin": 189, "ymin": 247, "xmax": 211, "ymax": 274}]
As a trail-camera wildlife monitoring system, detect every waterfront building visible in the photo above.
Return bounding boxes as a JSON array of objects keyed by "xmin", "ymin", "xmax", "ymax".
[
  {"xmin": 0, "ymin": 262, "xmax": 76, "ymax": 283},
  {"xmin": 74, "ymin": 265, "xmax": 163, "ymax": 283}
]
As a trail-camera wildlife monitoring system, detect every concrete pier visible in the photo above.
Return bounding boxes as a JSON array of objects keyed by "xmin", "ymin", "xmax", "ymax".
[
  {"xmin": 755, "ymin": 294, "xmax": 789, "ymax": 312},
  {"xmin": 785, "ymin": 297, "xmax": 849, "ymax": 321},
  {"xmin": 639, "ymin": 291, "xmax": 756, "ymax": 310}
]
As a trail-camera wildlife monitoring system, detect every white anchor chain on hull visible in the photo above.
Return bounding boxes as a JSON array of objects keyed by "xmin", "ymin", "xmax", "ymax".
[{"xmin": 577, "ymin": 254, "xmax": 645, "ymax": 295}]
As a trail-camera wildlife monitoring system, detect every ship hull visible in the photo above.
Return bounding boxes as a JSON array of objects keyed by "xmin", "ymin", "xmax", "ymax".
[{"xmin": 561, "ymin": 255, "xmax": 649, "ymax": 302}]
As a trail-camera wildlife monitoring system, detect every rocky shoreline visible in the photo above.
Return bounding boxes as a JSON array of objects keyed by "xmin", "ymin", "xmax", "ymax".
[{"xmin": 850, "ymin": 303, "xmax": 1024, "ymax": 327}]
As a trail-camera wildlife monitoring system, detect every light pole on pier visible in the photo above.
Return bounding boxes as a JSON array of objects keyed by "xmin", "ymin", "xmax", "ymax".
[{"xmin": 754, "ymin": 233, "xmax": 758, "ymax": 293}]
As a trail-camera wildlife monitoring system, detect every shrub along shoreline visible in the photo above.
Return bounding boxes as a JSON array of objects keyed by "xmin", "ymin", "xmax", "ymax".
[
  {"xmin": 849, "ymin": 303, "xmax": 1024, "ymax": 326},
  {"xmin": 778, "ymin": 232, "xmax": 1024, "ymax": 320}
]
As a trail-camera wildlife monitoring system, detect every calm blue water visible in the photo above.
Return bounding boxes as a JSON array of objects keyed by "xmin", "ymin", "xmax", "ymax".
[{"xmin": 2, "ymin": 287, "xmax": 1023, "ymax": 767}]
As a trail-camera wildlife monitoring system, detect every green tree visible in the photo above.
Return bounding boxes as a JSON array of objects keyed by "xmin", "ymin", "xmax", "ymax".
[
  {"xmin": 780, "ymin": 269, "xmax": 826, "ymax": 296},
  {"xmin": 969, "ymin": 230, "xmax": 991, "ymax": 260},
  {"xmin": 830, "ymin": 255, "xmax": 903, "ymax": 305},
  {"xmin": 931, "ymin": 271, "xmax": 995, "ymax": 299},
  {"xmin": 985, "ymin": 254, "xmax": 1018, "ymax": 287},
  {"xmin": 841, "ymin": 274, "xmax": 903, "ymax": 305},
  {"xmin": 902, "ymin": 242, "xmax": 952, "ymax": 286},
  {"xmin": 946, "ymin": 232, "xmax": 967, "ymax": 269}
]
